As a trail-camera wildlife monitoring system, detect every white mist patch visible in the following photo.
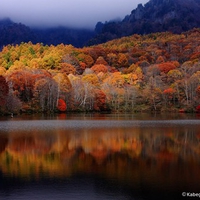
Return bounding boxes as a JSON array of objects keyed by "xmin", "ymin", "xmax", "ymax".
[{"xmin": 0, "ymin": 0, "xmax": 149, "ymax": 28}]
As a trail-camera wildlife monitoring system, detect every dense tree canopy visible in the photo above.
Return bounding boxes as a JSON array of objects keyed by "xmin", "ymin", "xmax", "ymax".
[{"xmin": 0, "ymin": 29, "xmax": 200, "ymax": 114}]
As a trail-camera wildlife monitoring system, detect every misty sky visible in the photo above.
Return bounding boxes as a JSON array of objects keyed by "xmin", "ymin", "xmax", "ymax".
[{"xmin": 0, "ymin": 0, "xmax": 149, "ymax": 29}]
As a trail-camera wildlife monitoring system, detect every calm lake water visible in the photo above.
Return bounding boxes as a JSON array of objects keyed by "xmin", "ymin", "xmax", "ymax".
[{"xmin": 0, "ymin": 113, "xmax": 200, "ymax": 200}]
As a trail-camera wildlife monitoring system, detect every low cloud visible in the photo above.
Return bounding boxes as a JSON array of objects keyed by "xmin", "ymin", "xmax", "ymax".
[{"xmin": 0, "ymin": 0, "xmax": 148, "ymax": 29}]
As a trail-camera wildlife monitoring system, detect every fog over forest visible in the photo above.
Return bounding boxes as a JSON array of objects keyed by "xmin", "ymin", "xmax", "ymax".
[{"xmin": 0, "ymin": 0, "xmax": 148, "ymax": 28}]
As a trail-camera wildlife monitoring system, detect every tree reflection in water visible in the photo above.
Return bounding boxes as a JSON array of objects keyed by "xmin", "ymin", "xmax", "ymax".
[{"xmin": 0, "ymin": 118, "xmax": 200, "ymax": 199}]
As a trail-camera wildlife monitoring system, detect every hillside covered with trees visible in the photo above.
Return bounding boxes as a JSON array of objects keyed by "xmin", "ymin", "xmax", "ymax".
[
  {"xmin": 91, "ymin": 0, "xmax": 200, "ymax": 44},
  {"xmin": 0, "ymin": 29, "xmax": 200, "ymax": 115}
]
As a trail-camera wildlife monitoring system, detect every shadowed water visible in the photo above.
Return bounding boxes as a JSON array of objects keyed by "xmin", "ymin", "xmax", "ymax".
[{"xmin": 0, "ymin": 113, "xmax": 200, "ymax": 200}]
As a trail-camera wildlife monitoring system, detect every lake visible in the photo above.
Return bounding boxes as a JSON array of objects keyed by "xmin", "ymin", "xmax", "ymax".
[{"xmin": 0, "ymin": 113, "xmax": 200, "ymax": 200}]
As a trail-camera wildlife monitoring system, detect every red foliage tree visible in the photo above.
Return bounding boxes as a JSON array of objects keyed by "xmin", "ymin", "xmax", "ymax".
[
  {"xmin": 57, "ymin": 99, "xmax": 67, "ymax": 112},
  {"xmin": 158, "ymin": 62, "xmax": 176, "ymax": 74},
  {"xmin": 7, "ymin": 70, "xmax": 34, "ymax": 102},
  {"xmin": 0, "ymin": 75, "xmax": 9, "ymax": 109},
  {"xmin": 94, "ymin": 89, "xmax": 106, "ymax": 111},
  {"xmin": 163, "ymin": 88, "xmax": 175, "ymax": 99},
  {"xmin": 196, "ymin": 86, "xmax": 200, "ymax": 98},
  {"xmin": 196, "ymin": 105, "xmax": 200, "ymax": 113},
  {"xmin": 163, "ymin": 88, "xmax": 175, "ymax": 106}
]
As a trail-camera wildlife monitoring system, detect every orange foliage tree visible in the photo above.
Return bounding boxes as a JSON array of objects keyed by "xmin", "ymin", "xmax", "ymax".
[
  {"xmin": 95, "ymin": 56, "xmax": 108, "ymax": 65},
  {"xmin": 91, "ymin": 64, "xmax": 108, "ymax": 74},
  {"xmin": 59, "ymin": 63, "xmax": 76, "ymax": 75}
]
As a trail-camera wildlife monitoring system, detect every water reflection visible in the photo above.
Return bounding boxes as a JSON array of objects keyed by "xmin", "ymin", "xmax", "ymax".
[{"xmin": 0, "ymin": 114, "xmax": 200, "ymax": 199}]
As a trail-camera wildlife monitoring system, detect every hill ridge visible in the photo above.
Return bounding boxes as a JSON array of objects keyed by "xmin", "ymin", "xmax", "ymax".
[
  {"xmin": 1, "ymin": 0, "xmax": 200, "ymax": 47},
  {"xmin": 89, "ymin": 0, "xmax": 200, "ymax": 44}
]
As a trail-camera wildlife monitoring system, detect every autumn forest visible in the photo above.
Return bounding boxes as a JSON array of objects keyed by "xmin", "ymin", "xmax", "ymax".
[{"xmin": 0, "ymin": 28, "xmax": 200, "ymax": 115}]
